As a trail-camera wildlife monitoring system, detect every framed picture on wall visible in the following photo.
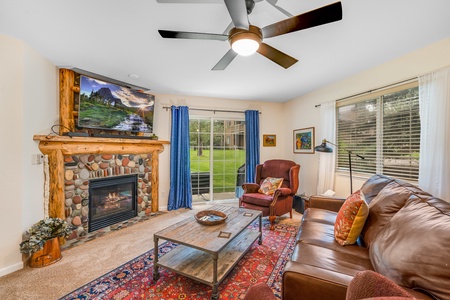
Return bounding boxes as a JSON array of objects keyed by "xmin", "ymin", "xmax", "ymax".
[
  {"xmin": 263, "ymin": 134, "xmax": 276, "ymax": 147},
  {"xmin": 293, "ymin": 127, "xmax": 315, "ymax": 154}
]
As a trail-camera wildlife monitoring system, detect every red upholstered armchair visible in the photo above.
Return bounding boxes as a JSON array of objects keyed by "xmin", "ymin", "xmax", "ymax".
[{"xmin": 239, "ymin": 159, "xmax": 300, "ymax": 230}]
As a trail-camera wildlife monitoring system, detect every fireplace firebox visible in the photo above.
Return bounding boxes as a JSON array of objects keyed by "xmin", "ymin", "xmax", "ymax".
[{"xmin": 88, "ymin": 175, "xmax": 138, "ymax": 232}]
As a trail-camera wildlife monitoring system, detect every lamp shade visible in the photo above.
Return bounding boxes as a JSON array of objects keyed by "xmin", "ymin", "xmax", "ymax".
[{"xmin": 314, "ymin": 139, "xmax": 333, "ymax": 153}]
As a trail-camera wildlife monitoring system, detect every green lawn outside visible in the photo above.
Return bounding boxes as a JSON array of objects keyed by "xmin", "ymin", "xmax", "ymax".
[{"xmin": 190, "ymin": 148, "xmax": 245, "ymax": 192}]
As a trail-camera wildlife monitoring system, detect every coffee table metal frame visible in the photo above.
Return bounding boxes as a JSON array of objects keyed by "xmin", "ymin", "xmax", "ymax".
[{"xmin": 152, "ymin": 205, "xmax": 262, "ymax": 300}]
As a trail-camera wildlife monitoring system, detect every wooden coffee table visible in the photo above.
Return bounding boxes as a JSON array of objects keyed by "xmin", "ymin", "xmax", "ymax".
[{"xmin": 152, "ymin": 205, "xmax": 262, "ymax": 300}]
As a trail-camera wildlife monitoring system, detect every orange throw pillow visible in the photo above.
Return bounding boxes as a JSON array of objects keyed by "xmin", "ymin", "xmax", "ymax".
[
  {"xmin": 258, "ymin": 177, "xmax": 283, "ymax": 195},
  {"xmin": 334, "ymin": 190, "xmax": 369, "ymax": 246}
]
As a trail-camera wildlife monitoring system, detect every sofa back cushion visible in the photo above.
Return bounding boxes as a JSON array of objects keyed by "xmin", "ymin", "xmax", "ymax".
[
  {"xmin": 361, "ymin": 179, "xmax": 432, "ymax": 248},
  {"xmin": 369, "ymin": 195, "xmax": 450, "ymax": 300},
  {"xmin": 360, "ymin": 174, "xmax": 394, "ymax": 204}
]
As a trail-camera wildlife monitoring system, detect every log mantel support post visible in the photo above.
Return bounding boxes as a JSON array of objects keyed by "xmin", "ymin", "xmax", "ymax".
[
  {"xmin": 34, "ymin": 135, "xmax": 169, "ymax": 219},
  {"xmin": 46, "ymin": 149, "xmax": 65, "ymax": 220},
  {"xmin": 151, "ymin": 149, "xmax": 162, "ymax": 213}
]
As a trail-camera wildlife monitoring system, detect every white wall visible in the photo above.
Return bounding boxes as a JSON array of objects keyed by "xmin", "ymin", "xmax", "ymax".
[
  {"xmin": 284, "ymin": 36, "xmax": 450, "ymax": 197},
  {"xmin": 152, "ymin": 94, "xmax": 285, "ymax": 210},
  {"xmin": 22, "ymin": 43, "xmax": 59, "ymax": 228},
  {"xmin": 0, "ymin": 35, "xmax": 58, "ymax": 276},
  {"xmin": 0, "ymin": 35, "xmax": 25, "ymax": 276}
]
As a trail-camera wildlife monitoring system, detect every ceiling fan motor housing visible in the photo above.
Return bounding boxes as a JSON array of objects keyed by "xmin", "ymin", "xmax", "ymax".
[{"xmin": 228, "ymin": 25, "xmax": 263, "ymax": 48}]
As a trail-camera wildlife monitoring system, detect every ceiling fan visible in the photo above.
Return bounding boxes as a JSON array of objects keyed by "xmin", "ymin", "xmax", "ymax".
[{"xmin": 158, "ymin": 0, "xmax": 343, "ymax": 70}]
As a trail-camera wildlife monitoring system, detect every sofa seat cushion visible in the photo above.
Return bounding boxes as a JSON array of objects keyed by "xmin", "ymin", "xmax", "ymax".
[
  {"xmin": 369, "ymin": 195, "xmax": 450, "ymax": 300},
  {"xmin": 296, "ymin": 219, "xmax": 369, "ymax": 259},
  {"xmin": 302, "ymin": 207, "xmax": 338, "ymax": 225},
  {"xmin": 240, "ymin": 193, "xmax": 273, "ymax": 207},
  {"xmin": 291, "ymin": 243, "xmax": 374, "ymax": 277}
]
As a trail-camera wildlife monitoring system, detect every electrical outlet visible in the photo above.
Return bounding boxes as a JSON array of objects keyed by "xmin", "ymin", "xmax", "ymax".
[
  {"xmin": 31, "ymin": 154, "xmax": 44, "ymax": 165},
  {"xmin": 161, "ymin": 191, "xmax": 165, "ymax": 198}
]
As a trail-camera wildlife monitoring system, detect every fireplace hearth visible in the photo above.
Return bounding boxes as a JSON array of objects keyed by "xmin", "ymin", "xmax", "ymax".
[{"xmin": 89, "ymin": 175, "xmax": 138, "ymax": 232}]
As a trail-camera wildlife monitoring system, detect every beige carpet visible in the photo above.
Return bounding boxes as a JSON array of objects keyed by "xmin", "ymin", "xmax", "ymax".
[{"xmin": 0, "ymin": 203, "xmax": 301, "ymax": 300}]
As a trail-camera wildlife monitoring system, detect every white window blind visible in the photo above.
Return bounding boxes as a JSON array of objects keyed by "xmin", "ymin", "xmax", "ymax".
[{"xmin": 336, "ymin": 82, "xmax": 420, "ymax": 181}]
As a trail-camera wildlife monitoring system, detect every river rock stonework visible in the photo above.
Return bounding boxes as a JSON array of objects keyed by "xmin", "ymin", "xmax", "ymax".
[{"xmin": 63, "ymin": 153, "xmax": 152, "ymax": 239}]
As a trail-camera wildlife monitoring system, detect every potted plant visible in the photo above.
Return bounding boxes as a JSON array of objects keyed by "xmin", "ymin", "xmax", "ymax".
[{"xmin": 19, "ymin": 217, "xmax": 72, "ymax": 267}]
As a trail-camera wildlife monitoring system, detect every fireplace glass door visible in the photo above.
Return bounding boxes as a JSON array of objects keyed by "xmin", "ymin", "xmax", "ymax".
[{"xmin": 88, "ymin": 175, "xmax": 138, "ymax": 232}]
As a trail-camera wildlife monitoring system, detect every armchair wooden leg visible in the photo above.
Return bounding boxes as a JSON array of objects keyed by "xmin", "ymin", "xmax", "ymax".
[
  {"xmin": 269, "ymin": 216, "xmax": 276, "ymax": 230},
  {"xmin": 290, "ymin": 210, "xmax": 292, "ymax": 219}
]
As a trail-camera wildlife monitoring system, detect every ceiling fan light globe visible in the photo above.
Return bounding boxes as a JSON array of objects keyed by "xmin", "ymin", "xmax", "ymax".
[{"xmin": 232, "ymin": 39, "xmax": 260, "ymax": 56}]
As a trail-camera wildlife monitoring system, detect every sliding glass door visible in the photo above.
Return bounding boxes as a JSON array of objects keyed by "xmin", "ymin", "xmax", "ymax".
[{"xmin": 190, "ymin": 117, "xmax": 245, "ymax": 202}]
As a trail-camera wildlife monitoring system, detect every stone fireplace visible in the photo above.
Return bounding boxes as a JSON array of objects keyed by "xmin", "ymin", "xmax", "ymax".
[{"xmin": 33, "ymin": 135, "xmax": 169, "ymax": 241}]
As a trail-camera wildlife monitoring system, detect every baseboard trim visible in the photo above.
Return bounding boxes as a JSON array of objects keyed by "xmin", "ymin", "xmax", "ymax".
[{"xmin": 0, "ymin": 261, "xmax": 24, "ymax": 277}]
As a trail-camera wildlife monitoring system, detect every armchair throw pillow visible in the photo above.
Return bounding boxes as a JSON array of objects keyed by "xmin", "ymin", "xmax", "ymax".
[
  {"xmin": 334, "ymin": 190, "xmax": 369, "ymax": 246},
  {"xmin": 258, "ymin": 177, "xmax": 283, "ymax": 195}
]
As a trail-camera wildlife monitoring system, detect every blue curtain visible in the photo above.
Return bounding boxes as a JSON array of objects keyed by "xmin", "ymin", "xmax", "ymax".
[
  {"xmin": 168, "ymin": 106, "xmax": 192, "ymax": 210},
  {"xmin": 245, "ymin": 110, "xmax": 260, "ymax": 183}
]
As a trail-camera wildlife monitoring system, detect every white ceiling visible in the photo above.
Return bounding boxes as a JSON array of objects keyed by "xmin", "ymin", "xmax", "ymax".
[{"xmin": 1, "ymin": 0, "xmax": 450, "ymax": 102}]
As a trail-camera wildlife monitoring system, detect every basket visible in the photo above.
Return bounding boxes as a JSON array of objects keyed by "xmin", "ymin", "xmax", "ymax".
[{"xmin": 195, "ymin": 210, "xmax": 228, "ymax": 226}]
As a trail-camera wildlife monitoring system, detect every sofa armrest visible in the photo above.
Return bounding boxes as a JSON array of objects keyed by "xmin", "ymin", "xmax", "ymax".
[
  {"xmin": 274, "ymin": 187, "xmax": 292, "ymax": 197},
  {"xmin": 242, "ymin": 183, "xmax": 260, "ymax": 193},
  {"xmin": 308, "ymin": 195, "xmax": 346, "ymax": 212},
  {"xmin": 282, "ymin": 261, "xmax": 352, "ymax": 300}
]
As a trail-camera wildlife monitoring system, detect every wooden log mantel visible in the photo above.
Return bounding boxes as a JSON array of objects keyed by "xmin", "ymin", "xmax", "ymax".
[{"xmin": 33, "ymin": 135, "xmax": 169, "ymax": 220}]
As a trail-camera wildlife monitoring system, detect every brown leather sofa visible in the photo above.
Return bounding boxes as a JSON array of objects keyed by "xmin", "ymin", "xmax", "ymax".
[{"xmin": 282, "ymin": 174, "xmax": 450, "ymax": 300}]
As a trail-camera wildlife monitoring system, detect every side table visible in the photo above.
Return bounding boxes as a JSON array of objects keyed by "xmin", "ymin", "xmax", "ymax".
[{"xmin": 293, "ymin": 194, "xmax": 309, "ymax": 214}]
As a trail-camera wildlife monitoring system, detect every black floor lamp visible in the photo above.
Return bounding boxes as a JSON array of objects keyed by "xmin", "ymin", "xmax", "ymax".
[{"xmin": 314, "ymin": 139, "xmax": 365, "ymax": 194}]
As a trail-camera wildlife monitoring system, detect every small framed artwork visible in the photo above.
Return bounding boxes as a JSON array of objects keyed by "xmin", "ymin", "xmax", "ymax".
[
  {"xmin": 263, "ymin": 134, "xmax": 276, "ymax": 147},
  {"xmin": 293, "ymin": 127, "xmax": 315, "ymax": 154}
]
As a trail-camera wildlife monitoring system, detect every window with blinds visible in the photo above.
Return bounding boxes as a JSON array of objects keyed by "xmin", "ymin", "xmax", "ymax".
[{"xmin": 336, "ymin": 82, "xmax": 420, "ymax": 181}]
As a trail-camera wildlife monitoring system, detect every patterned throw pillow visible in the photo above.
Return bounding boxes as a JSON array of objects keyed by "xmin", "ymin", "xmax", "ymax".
[
  {"xmin": 258, "ymin": 177, "xmax": 284, "ymax": 195},
  {"xmin": 334, "ymin": 190, "xmax": 369, "ymax": 246}
]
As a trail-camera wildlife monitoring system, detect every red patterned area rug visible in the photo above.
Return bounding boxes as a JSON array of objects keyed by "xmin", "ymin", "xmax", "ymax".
[{"xmin": 60, "ymin": 219, "xmax": 299, "ymax": 300}]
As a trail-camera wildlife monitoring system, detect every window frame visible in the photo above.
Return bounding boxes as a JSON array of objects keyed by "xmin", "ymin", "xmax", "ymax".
[{"xmin": 335, "ymin": 81, "xmax": 420, "ymax": 182}]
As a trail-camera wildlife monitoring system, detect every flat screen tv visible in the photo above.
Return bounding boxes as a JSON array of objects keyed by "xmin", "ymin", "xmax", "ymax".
[{"xmin": 78, "ymin": 75, "xmax": 154, "ymax": 133}]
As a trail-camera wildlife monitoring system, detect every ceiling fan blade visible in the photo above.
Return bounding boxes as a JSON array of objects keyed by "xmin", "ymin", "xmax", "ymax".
[
  {"xmin": 157, "ymin": 0, "xmax": 264, "ymax": 3},
  {"xmin": 261, "ymin": 1, "xmax": 342, "ymax": 38},
  {"xmin": 158, "ymin": 30, "xmax": 228, "ymax": 41},
  {"xmin": 224, "ymin": 0, "xmax": 249, "ymax": 29},
  {"xmin": 257, "ymin": 43, "xmax": 298, "ymax": 69},
  {"xmin": 157, "ymin": 0, "xmax": 223, "ymax": 3},
  {"xmin": 266, "ymin": 0, "xmax": 293, "ymax": 17},
  {"xmin": 212, "ymin": 49, "xmax": 238, "ymax": 70},
  {"xmin": 222, "ymin": 21, "xmax": 234, "ymax": 35}
]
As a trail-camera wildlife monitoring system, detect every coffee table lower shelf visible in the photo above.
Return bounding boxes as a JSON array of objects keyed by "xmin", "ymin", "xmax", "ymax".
[{"xmin": 154, "ymin": 228, "xmax": 260, "ymax": 296}]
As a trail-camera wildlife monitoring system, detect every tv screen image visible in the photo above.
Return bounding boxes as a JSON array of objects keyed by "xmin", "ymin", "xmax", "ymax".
[{"xmin": 78, "ymin": 75, "xmax": 154, "ymax": 133}]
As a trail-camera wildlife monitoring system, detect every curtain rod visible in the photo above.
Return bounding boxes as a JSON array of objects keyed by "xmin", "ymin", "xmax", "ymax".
[
  {"xmin": 162, "ymin": 106, "xmax": 262, "ymax": 114},
  {"xmin": 314, "ymin": 77, "xmax": 417, "ymax": 108}
]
